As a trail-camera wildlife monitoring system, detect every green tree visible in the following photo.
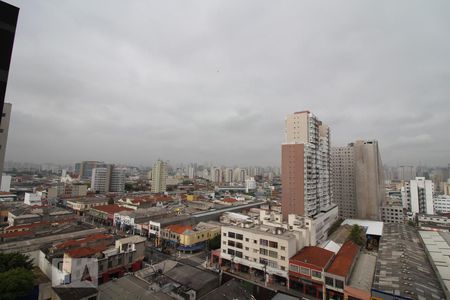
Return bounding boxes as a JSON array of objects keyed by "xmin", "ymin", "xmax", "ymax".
[
  {"xmin": 0, "ymin": 253, "xmax": 33, "ymax": 273},
  {"xmin": 349, "ymin": 225, "xmax": 364, "ymax": 246},
  {"xmin": 208, "ymin": 234, "xmax": 221, "ymax": 250},
  {"xmin": 0, "ymin": 268, "xmax": 35, "ymax": 300}
]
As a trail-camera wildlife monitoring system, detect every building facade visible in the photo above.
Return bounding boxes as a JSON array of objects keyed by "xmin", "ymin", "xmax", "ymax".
[
  {"xmin": 151, "ymin": 160, "xmax": 167, "ymax": 193},
  {"xmin": 281, "ymin": 111, "xmax": 332, "ymax": 219},
  {"xmin": 91, "ymin": 165, "xmax": 125, "ymax": 193},
  {"xmin": 331, "ymin": 140, "xmax": 385, "ymax": 220},
  {"xmin": 403, "ymin": 177, "xmax": 434, "ymax": 215},
  {"xmin": 0, "ymin": 103, "xmax": 11, "ymax": 187}
]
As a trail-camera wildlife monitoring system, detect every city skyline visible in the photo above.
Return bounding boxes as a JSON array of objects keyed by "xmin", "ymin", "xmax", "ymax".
[{"xmin": 4, "ymin": 0, "xmax": 450, "ymax": 166}]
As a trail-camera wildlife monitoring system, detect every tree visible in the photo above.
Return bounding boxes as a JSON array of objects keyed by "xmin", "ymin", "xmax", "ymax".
[
  {"xmin": 0, "ymin": 253, "xmax": 35, "ymax": 300},
  {"xmin": 0, "ymin": 268, "xmax": 35, "ymax": 300},
  {"xmin": 349, "ymin": 225, "xmax": 364, "ymax": 246},
  {"xmin": 0, "ymin": 253, "xmax": 33, "ymax": 273},
  {"xmin": 208, "ymin": 234, "xmax": 221, "ymax": 250}
]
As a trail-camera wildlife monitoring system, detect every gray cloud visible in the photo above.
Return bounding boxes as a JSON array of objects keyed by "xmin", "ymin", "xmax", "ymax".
[{"xmin": 4, "ymin": 0, "xmax": 450, "ymax": 166}]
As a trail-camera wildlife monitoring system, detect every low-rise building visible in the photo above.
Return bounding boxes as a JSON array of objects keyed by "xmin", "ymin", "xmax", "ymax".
[
  {"xmin": 289, "ymin": 246, "xmax": 334, "ymax": 299},
  {"xmin": 324, "ymin": 241, "xmax": 360, "ymax": 300},
  {"xmin": 433, "ymin": 195, "xmax": 450, "ymax": 214},
  {"xmin": 66, "ymin": 197, "xmax": 109, "ymax": 215},
  {"xmin": 86, "ymin": 205, "xmax": 133, "ymax": 226},
  {"xmin": 42, "ymin": 234, "xmax": 146, "ymax": 286},
  {"xmin": 24, "ymin": 192, "xmax": 43, "ymax": 206},
  {"xmin": 161, "ymin": 221, "xmax": 221, "ymax": 252},
  {"xmin": 371, "ymin": 224, "xmax": 445, "ymax": 300}
]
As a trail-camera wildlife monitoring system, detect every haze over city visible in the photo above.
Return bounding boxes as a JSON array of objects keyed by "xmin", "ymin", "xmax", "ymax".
[{"xmin": 5, "ymin": 0, "xmax": 450, "ymax": 166}]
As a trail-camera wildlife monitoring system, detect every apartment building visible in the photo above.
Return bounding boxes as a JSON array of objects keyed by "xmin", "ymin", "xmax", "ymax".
[
  {"xmin": 151, "ymin": 160, "xmax": 167, "ymax": 193},
  {"xmin": 403, "ymin": 177, "xmax": 434, "ymax": 215},
  {"xmin": 161, "ymin": 222, "xmax": 221, "ymax": 252},
  {"xmin": 433, "ymin": 195, "xmax": 450, "ymax": 213},
  {"xmin": 331, "ymin": 140, "xmax": 385, "ymax": 220},
  {"xmin": 47, "ymin": 183, "xmax": 88, "ymax": 201},
  {"xmin": 220, "ymin": 225, "xmax": 300, "ymax": 282},
  {"xmin": 91, "ymin": 165, "xmax": 125, "ymax": 193},
  {"xmin": 282, "ymin": 111, "xmax": 332, "ymax": 219}
]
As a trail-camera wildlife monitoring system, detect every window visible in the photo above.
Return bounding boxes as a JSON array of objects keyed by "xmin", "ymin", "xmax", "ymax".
[
  {"xmin": 335, "ymin": 279, "xmax": 344, "ymax": 289},
  {"xmin": 235, "ymin": 251, "xmax": 243, "ymax": 258},
  {"xmin": 280, "ymin": 246, "xmax": 286, "ymax": 251},
  {"xmin": 118, "ymin": 256, "xmax": 123, "ymax": 265},
  {"xmin": 260, "ymin": 248, "xmax": 268, "ymax": 255},
  {"xmin": 228, "ymin": 249, "xmax": 235, "ymax": 256},
  {"xmin": 245, "ymin": 238, "xmax": 249, "ymax": 242},
  {"xmin": 280, "ymin": 256, "xmax": 285, "ymax": 261},
  {"xmin": 223, "ymin": 241, "xmax": 226, "ymax": 245},
  {"xmin": 128, "ymin": 255, "xmax": 132, "ymax": 263},
  {"xmin": 236, "ymin": 233, "xmax": 243, "ymax": 240},
  {"xmin": 289, "ymin": 264, "xmax": 299, "ymax": 273},
  {"xmin": 108, "ymin": 259, "xmax": 112, "ymax": 268},
  {"xmin": 254, "ymin": 240, "xmax": 257, "ymax": 244},
  {"xmin": 281, "ymin": 266, "xmax": 285, "ymax": 271},
  {"xmin": 245, "ymin": 247, "xmax": 249, "ymax": 251},
  {"xmin": 260, "ymin": 258, "xmax": 268, "ymax": 265},
  {"xmin": 99, "ymin": 264, "xmax": 103, "ymax": 272},
  {"xmin": 269, "ymin": 241, "xmax": 278, "ymax": 248},
  {"xmin": 223, "ymin": 233, "xmax": 227, "ymax": 237},
  {"xmin": 300, "ymin": 267, "xmax": 310, "ymax": 276},
  {"xmin": 236, "ymin": 242, "xmax": 243, "ymax": 249},
  {"xmin": 228, "ymin": 240, "xmax": 235, "ymax": 247},
  {"xmin": 312, "ymin": 270, "xmax": 321, "ymax": 278},
  {"xmin": 260, "ymin": 239, "xmax": 268, "ymax": 246},
  {"xmin": 268, "ymin": 250, "xmax": 277, "ymax": 258},
  {"xmin": 228, "ymin": 232, "xmax": 235, "ymax": 238},
  {"xmin": 325, "ymin": 277, "xmax": 334, "ymax": 286}
]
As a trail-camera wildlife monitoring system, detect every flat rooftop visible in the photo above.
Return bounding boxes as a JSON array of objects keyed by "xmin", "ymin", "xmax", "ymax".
[
  {"xmin": 372, "ymin": 224, "xmax": 444, "ymax": 300},
  {"xmin": 342, "ymin": 219, "xmax": 383, "ymax": 236},
  {"xmin": 99, "ymin": 275, "xmax": 171, "ymax": 300},
  {"xmin": 419, "ymin": 230, "xmax": 450, "ymax": 297},
  {"xmin": 348, "ymin": 252, "xmax": 377, "ymax": 292}
]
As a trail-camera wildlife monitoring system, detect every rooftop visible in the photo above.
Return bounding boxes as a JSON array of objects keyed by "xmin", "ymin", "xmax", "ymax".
[
  {"xmin": 348, "ymin": 252, "xmax": 377, "ymax": 292},
  {"xmin": 326, "ymin": 240, "xmax": 359, "ymax": 277},
  {"xmin": 419, "ymin": 230, "xmax": 450, "ymax": 298},
  {"xmin": 165, "ymin": 224, "xmax": 194, "ymax": 235},
  {"xmin": 66, "ymin": 245, "xmax": 108, "ymax": 258},
  {"xmin": 372, "ymin": 224, "xmax": 445, "ymax": 300},
  {"xmin": 55, "ymin": 233, "xmax": 113, "ymax": 249},
  {"xmin": 92, "ymin": 204, "xmax": 133, "ymax": 214},
  {"xmin": 290, "ymin": 246, "xmax": 334, "ymax": 269},
  {"xmin": 342, "ymin": 219, "xmax": 384, "ymax": 236},
  {"xmin": 98, "ymin": 275, "xmax": 170, "ymax": 300}
]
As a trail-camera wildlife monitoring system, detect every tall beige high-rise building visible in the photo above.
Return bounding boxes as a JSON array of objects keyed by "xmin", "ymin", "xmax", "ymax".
[
  {"xmin": 151, "ymin": 160, "xmax": 167, "ymax": 193},
  {"xmin": 0, "ymin": 103, "xmax": 11, "ymax": 187},
  {"xmin": 281, "ymin": 111, "xmax": 333, "ymax": 218},
  {"xmin": 331, "ymin": 140, "xmax": 385, "ymax": 220}
]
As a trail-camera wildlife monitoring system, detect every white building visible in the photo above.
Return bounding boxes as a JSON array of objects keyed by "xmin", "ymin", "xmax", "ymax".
[
  {"xmin": 24, "ymin": 192, "xmax": 43, "ymax": 206},
  {"xmin": 245, "ymin": 177, "xmax": 257, "ymax": 193},
  {"xmin": 210, "ymin": 167, "xmax": 222, "ymax": 183},
  {"xmin": 91, "ymin": 165, "xmax": 125, "ymax": 193},
  {"xmin": 434, "ymin": 195, "xmax": 450, "ymax": 214},
  {"xmin": 1, "ymin": 175, "xmax": 11, "ymax": 192},
  {"xmin": 403, "ymin": 177, "xmax": 434, "ymax": 215}
]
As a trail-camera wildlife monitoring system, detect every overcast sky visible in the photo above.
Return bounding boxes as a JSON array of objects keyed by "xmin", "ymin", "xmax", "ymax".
[{"xmin": 4, "ymin": 0, "xmax": 450, "ymax": 167}]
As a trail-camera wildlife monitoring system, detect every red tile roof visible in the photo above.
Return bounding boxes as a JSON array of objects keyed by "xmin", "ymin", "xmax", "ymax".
[
  {"xmin": 223, "ymin": 198, "xmax": 237, "ymax": 203},
  {"xmin": 326, "ymin": 241, "xmax": 360, "ymax": 277},
  {"xmin": 165, "ymin": 224, "xmax": 193, "ymax": 235},
  {"xmin": 55, "ymin": 233, "xmax": 113, "ymax": 250},
  {"xmin": 92, "ymin": 204, "xmax": 133, "ymax": 214},
  {"xmin": 0, "ymin": 231, "xmax": 34, "ymax": 238},
  {"xmin": 290, "ymin": 246, "xmax": 335, "ymax": 269},
  {"xmin": 66, "ymin": 245, "xmax": 108, "ymax": 258}
]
